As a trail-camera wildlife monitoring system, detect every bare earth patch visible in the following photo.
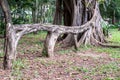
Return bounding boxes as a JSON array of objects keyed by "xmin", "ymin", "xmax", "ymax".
[
  {"xmin": 0, "ymin": 49, "xmax": 120, "ymax": 80},
  {"xmin": 0, "ymin": 35, "xmax": 120, "ymax": 80},
  {"xmin": 77, "ymin": 49, "xmax": 109, "ymax": 59}
]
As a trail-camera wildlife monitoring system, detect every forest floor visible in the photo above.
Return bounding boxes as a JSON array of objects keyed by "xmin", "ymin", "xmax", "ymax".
[{"xmin": 0, "ymin": 29, "xmax": 120, "ymax": 80}]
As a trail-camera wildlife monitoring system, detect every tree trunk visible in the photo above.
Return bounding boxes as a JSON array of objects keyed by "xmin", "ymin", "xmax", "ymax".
[
  {"xmin": 112, "ymin": 10, "xmax": 116, "ymax": 24},
  {"xmin": 0, "ymin": 0, "xmax": 18, "ymax": 69},
  {"xmin": 53, "ymin": 0, "xmax": 63, "ymax": 25},
  {"xmin": 54, "ymin": 0, "xmax": 106, "ymax": 48},
  {"xmin": 43, "ymin": 32, "xmax": 60, "ymax": 57}
]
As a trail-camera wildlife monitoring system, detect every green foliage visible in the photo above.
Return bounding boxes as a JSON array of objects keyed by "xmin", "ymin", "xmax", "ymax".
[
  {"xmin": 6, "ymin": 0, "xmax": 55, "ymax": 25},
  {"xmin": 101, "ymin": 21, "xmax": 109, "ymax": 36},
  {"xmin": 100, "ymin": 0, "xmax": 120, "ymax": 23}
]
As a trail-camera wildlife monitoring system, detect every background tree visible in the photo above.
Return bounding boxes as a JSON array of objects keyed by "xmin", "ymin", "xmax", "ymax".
[
  {"xmin": 100, "ymin": 0, "xmax": 120, "ymax": 24},
  {"xmin": 54, "ymin": 0, "xmax": 106, "ymax": 48}
]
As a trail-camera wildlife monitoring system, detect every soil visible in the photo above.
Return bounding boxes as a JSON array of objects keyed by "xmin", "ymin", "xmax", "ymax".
[
  {"xmin": 0, "ymin": 36, "xmax": 120, "ymax": 80},
  {"xmin": 0, "ymin": 48, "xmax": 120, "ymax": 80}
]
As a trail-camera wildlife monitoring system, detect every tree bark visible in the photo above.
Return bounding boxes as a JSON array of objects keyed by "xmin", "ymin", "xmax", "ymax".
[
  {"xmin": 0, "ymin": 0, "xmax": 23, "ymax": 69},
  {"xmin": 54, "ymin": 0, "xmax": 106, "ymax": 48},
  {"xmin": 43, "ymin": 32, "xmax": 60, "ymax": 57},
  {"xmin": 53, "ymin": 0, "xmax": 62, "ymax": 25},
  {"xmin": 0, "ymin": 0, "xmax": 16, "ymax": 69}
]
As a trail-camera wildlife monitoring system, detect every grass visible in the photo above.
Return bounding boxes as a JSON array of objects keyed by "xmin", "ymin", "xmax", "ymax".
[
  {"xmin": 94, "ymin": 29, "xmax": 120, "ymax": 58},
  {"xmin": 78, "ymin": 44, "xmax": 93, "ymax": 51},
  {"xmin": 58, "ymin": 49, "xmax": 72, "ymax": 54},
  {"xmin": 96, "ymin": 63, "xmax": 120, "ymax": 74},
  {"xmin": 91, "ymin": 62, "xmax": 120, "ymax": 80},
  {"xmin": 69, "ymin": 62, "xmax": 120, "ymax": 80},
  {"xmin": 109, "ymin": 29, "xmax": 120, "ymax": 43},
  {"xmin": 72, "ymin": 66, "xmax": 89, "ymax": 73},
  {"xmin": 27, "ymin": 31, "xmax": 47, "ymax": 39},
  {"xmin": 19, "ymin": 31, "xmax": 47, "ymax": 44},
  {"xmin": 76, "ymin": 29, "xmax": 120, "ymax": 58},
  {"xmin": 94, "ymin": 47, "xmax": 120, "ymax": 58},
  {"xmin": 0, "ymin": 52, "xmax": 4, "ymax": 57},
  {"xmin": 0, "ymin": 39, "xmax": 4, "ymax": 57},
  {"xmin": 11, "ymin": 59, "xmax": 27, "ymax": 80},
  {"xmin": 0, "ymin": 28, "xmax": 120, "ymax": 79},
  {"xmin": 12, "ymin": 59, "xmax": 26, "ymax": 70},
  {"xmin": 39, "ymin": 59, "xmax": 57, "ymax": 67},
  {"xmin": 17, "ymin": 31, "xmax": 47, "ymax": 54}
]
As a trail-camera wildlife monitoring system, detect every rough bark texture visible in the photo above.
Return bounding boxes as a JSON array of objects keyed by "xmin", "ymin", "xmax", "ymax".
[
  {"xmin": 0, "ymin": 0, "xmax": 16, "ymax": 69},
  {"xmin": 54, "ymin": 0, "xmax": 106, "ymax": 48},
  {"xmin": 53, "ymin": 0, "xmax": 62, "ymax": 25},
  {"xmin": 43, "ymin": 32, "xmax": 60, "ymax": 57}
]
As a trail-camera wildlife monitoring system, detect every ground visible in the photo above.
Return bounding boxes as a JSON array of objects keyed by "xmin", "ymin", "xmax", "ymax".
[{"xmin": 0, "ymin": 29, "xmax": 120, "ymax": 80}]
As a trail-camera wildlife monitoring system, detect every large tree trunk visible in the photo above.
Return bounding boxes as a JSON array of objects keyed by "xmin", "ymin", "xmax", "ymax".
[
  {"xmin": 0, "ymin": 0, "xmax": 20, "ymax": 69},
  {"xmin": 53, "ymin": 0, "xmax": 63, "ymax": 25},
  {"xmin": 54, "ymin": 0, "xmax": 106, "ymax": 48}
]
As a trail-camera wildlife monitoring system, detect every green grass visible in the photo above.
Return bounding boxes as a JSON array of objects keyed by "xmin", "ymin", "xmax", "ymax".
[
  {"xmin": 17, "ymin": 31, "xmax": 47, "ymax": 54},
  {"xmin": 12, "ymin": 59, "xmax": 26, "ymax": 70},
  {"xmin": 109, "ymin": 29, "xmax": 120, "ymax": 43},
  {"xmin": 26, "ymin": 31, "xmax": 47, "ymax": 39},
  {"xmin": 0, "ymin": 52, "xmax": 4, "ymax": 57},
  {"xmin": 39, "ymin": 59, "xmax": 57, "ymax": 67},
  {"xmin": 11, "ymin": 59, "xmax": 27, "ymax": 80},
  {"xmin": 19, "ymin": 31, "xmax": 47, "ymax": 44},
  {"xmin": 0, "ymin": 39, "xmax": 4, "ymax": 58},
  {"xmin": 94, "ymin": 47, "xmax": 120, "ymax": 58},
  {"xmin": 0, "ymin": 28, "xmax": 120, "ymax": 79},
  {"xmin": 97, "ymin": 63, "xmax": 120, "ymax": 74},
  {"xmin": 91, "ymin": 62, "xmax": 120, "ymax": 80},
  {"xmin": 78, "ymin": 44, "xmax": 93, "ymax": 51},
  {"xmin": 77, "ymin": 29, "xmax": 120, "ymax": 58},
  {"xmin": 68, "ymin": 62, "xmax": 120, "ymax": 80},
  {"xmin": 58, "ymin": 49, "xmax": 72, "ymax": 54},
  {"xmin": 95, "ymin": 29, "xmax": 120, "ymax": 58},
  {"xmin": 72, "ymin": 66, "xmax": 89, "ymax": 73}
]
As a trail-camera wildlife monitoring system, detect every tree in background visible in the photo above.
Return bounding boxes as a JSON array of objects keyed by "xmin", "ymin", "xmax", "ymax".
[
  {"xmin": 54, "ymin": 0, "xmax": 106, "ymax": 48},
  {"xmin": 0, "ymin": 0, "xmax": 55, "ymax": 35},
  {"xmin": 100, "ymin": 0, "xmax": 120, "ymax": 24},
  {"xmin": 7, "ymin": 0, "xmax": 55, "ymax": 24}
]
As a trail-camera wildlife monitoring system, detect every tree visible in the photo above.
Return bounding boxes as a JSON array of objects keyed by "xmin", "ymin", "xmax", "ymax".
[
  {"xmin": 100, "ymin": 0, "xmax": 120, "ymax": 24},
  {"xmin": 0, "ymin": 0, "xmax": 14, "ymax": 69},
  {"xmin": 54, "ymin": 0, "xmax": 106, "ymax": 48},
  {"xmin": 0, "ymin": 0, "xmax": 89, "ymax": 69},
  {"xmin": 1, "ymin": 0, "xmax": 120, "ymax": 70}
]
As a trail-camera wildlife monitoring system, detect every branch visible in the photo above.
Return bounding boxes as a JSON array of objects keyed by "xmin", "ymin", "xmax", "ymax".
[{"xmin": 14, "ymin": 23, "xmax": 91, "ymax": 35}]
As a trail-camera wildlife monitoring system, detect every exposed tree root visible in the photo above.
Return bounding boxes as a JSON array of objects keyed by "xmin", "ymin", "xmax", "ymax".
[
  {"xmin": 96, "ymin": 40, "xmax": 120, "ymax": 48},
  {"xmin": 57, "ymin": 1, "xmax": 120, "ymax": 49}
]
